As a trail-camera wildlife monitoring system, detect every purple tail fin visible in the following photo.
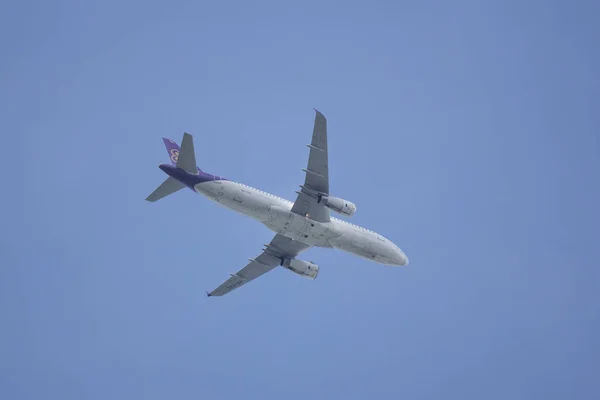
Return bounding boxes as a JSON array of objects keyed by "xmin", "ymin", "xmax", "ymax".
[
  {"xmin": 162, "ymin": 138, "xmax": 181, "ymax": 166},
  {"xmin": 162, "ymin": 137, "xmax": 202, "ymax": 172}
]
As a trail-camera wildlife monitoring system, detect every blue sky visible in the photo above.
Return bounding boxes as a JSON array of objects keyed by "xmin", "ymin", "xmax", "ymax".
[{"xmin": 1, "ymin": 0, "xmax": 599, "ymax": 398}]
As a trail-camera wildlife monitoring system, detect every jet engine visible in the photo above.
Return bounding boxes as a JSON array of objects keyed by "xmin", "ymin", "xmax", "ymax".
[
  {"xmin": 282, "ymin": 258, "xmax": 319, "ymax": 279},
  {"xmin": 318, "ymin": 195, "xmax": 357, "ymax": 217}
]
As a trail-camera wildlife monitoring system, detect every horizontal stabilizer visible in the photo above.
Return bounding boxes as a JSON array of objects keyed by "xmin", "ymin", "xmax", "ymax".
[{"xmin": 145, "ymin": 176, "xmax": 186, "ymax": 202}]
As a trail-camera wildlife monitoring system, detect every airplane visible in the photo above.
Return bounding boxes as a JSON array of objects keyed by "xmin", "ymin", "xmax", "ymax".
[{"xmin": 146, "ymin": 110, "xmax": 409, "ymax": 297}]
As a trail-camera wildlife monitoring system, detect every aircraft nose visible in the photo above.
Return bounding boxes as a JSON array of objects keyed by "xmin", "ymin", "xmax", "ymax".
[{"xmin": 393, "ymin": 247, "xmax": 409, "ymax": 266}]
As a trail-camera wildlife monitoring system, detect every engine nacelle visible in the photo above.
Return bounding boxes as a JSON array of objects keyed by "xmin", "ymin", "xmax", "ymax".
[
  {"xmin": 319, "ymin": 195, "xmax": 357, "ymax": 217},
  {"xmin": 282, "ymin": 258, "xmax": 319, "ymax": 279}
]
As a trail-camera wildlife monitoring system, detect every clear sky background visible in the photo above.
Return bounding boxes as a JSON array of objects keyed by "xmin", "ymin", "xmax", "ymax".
[{"xmin": 1, "ymin": 0, "xmax": 599, "ymax": 399}]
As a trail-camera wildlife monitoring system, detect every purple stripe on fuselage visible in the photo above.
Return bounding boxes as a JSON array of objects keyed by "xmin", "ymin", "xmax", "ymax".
[{"xmin": 159, "ymin": 164, "xmax": 227, "ymax": 189}]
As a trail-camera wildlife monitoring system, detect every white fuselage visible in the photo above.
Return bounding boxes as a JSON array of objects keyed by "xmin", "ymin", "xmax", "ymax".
[{"xmin": 194, "ymin": 180, "xmax": 409, "ymax": 266}]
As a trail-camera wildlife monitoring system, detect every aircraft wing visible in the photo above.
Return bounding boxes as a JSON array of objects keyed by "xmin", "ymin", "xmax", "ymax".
[
  {"xmin": 207, "ymin": 234, "xmax": 312, "ymax": 297},
  {"xmin": 290, "ymin": 109, "xmax": 331, "ymax": 223}
]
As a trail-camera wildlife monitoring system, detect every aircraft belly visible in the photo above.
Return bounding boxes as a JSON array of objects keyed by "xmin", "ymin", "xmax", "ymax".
[
  {"xmin": 329, "ymin": 232, "xmax": 377, "ymax": 261},
  {"xmin": 196, "ymin": 182, "xmax": 340, "ymax": 248},
  {"xmin": 196, "ymin": 181, "xmax": 270, "ymax": 221},
  {"xmin": 263, "ymin": 206, "xmax": 339, "ymax": 247},
  {"xmin": 194, "ymin": 182, "xmax": 224, "ymax": 205}
]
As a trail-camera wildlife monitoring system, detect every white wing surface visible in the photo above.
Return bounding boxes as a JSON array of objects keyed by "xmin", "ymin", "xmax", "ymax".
[
  {"xmin": 290, "ymin": 110, "xmax": 331, "ymax": 223},
  {"xmin": 207, "ymin": 234, "xmax": 311, "ymax": 297}
]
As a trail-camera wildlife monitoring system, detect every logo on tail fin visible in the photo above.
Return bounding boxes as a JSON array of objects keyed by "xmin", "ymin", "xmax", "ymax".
[{"xmin": 170, "ymin": 149, "xmax": 179, "ymax": 163}]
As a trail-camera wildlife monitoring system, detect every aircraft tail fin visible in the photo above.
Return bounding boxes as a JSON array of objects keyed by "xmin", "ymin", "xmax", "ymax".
[
  {"xmin": 176, "ymin": 133, "xmax": 199, "ymax": 174},
  {"xmin": 145, "ymin": 176, "xmax": 186, "ymax": 202},
  {"xmin": 162, "ymin": 137, "xmax": 181, "ymax": 166},
  {"xmin": 162, "ymin": 134, "xmax": 202, "ymax": 173}
]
